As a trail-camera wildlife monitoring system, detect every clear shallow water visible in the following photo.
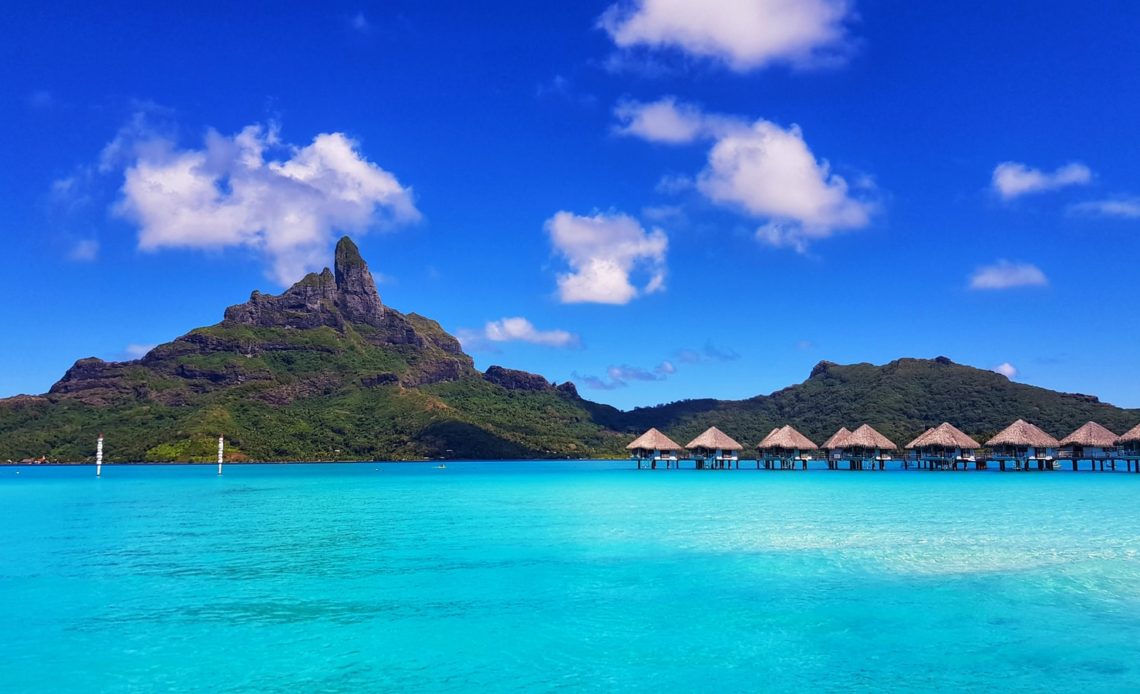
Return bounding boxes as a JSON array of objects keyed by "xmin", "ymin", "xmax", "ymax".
[{"xmin": 2, "ymin": 462, "xmax": 1139, "ymax": 692}]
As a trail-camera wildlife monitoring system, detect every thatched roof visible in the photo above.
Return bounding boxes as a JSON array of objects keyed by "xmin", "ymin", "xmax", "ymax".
[
  {"xmin": 1059, "ymin": 421, "xmax": 1118, "ymax": 448},
  {"xmin": 1112, "ymin": 421, "xmax": 1140, "ymax": 444},
  {"xmin": 906, "ymin": 422, "xmax": 981, "ymax": 450},
  {"xmin": 1118, "ymin": 423, "xmax": 1140, "ymax": 445},
  {"xmin": 821, "ymin": 427, "xmax": 852, "ymax": 450},
  {"xmin": 984, "ymin": 419, "xmax": 1060, "ymax": 448},
  {"xmin": 626, "ymin": 427, "xmax": 683, "ymax": 452},
  {"xmin": 686, "ymin": 426, "xmax": 743, "ymax": 451},
  {"xmin": 844, "ymin": 424, "xmax": 897, "ymax": 450},
  {"xmin": 757, "ymin": 425, "xmax": 817, "ymax": 451}
]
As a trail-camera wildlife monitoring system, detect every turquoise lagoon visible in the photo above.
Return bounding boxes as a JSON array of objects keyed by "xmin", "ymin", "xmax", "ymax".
[{"xmin": 2, "ymin": 462, "xmax": 1139, "ymax": 692}]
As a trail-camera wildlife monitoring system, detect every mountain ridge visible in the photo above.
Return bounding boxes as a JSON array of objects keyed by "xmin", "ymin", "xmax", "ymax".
[{"xmin": 2, "ymin": 237, "xmax": 1136, "ymax": 462}]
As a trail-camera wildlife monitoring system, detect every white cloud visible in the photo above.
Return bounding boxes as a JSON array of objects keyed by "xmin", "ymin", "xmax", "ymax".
[
  {"xmin": 109, "ymin": 120, "xmax": 420, "ymax": 285},
  {"xmin": 483, "ymin": 317, "xmax": 580, "ymax": 348},
  {"xmin": 125, "ymin": 343, "xmax": 157, "ymax": 359},
  {"xmin": 614, "ymin": 97, "xmax": 750, "ymax": 145},
  {"xmin": 993, "ymin": 362, "xmax": 1018, "ymax": 379},
  {"xmin": 351, "ymin": 12, "xmax": 370, "ymax": 32},
  {"xmin": 991, "ymin": 161, "xmax": 1092, "ymax": 200},
  {"xmin": 698, "ymin": 119, "xmax": 874, "ymax": 248},
  {"xmin": 67, "ymin": 239, "xmax": 99, "ymax": 262},
  {"xmin": 613, "ymin": 97, "xmax": 740, "ymax": 144},
  {"xmin": 1069, "ymin": 197, "xmax": 1140, "ymax": 219},
  {"xmin": 618, "ymin": 99, "xmax": 874, "ymax": 250},
  {"xmin": 969, "ymin": 261, "xmax": 1048, "ymax": 290},
  {"xmin": 599, "ymin": 0, "xmax": 854, "ymax": 72},
  {"xmin": 546, "ymin": 211, "xmax": 667, "ymax": 304}
]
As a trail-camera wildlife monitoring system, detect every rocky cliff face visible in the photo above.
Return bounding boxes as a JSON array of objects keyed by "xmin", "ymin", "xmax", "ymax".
[
  {"xmin": 46, "ymin": 236, "xmax": 476, "ymax": 404},
  {"xmin": 484, "ymin": 365, "xmax": 553, "ymax": 391},
  {"xmin": 223, "ymin": 237, "xmax": 468, "ymax": 359}
]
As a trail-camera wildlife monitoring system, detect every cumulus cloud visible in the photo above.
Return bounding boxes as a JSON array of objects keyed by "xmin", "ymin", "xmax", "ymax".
[
  {"xmin": 1069, "ymin": 197, "xmax": 1140, "ymax": 219},
  {"xmin": 546, "ymin": 211, "xmax": 668, "ymax": 304},
  {"xmin": 969, "ymin": 261, "xmax": 1048, "ymax": 290},
  {"xmin": 599, "ymin": 0, "xmax": 855, "ymax": 72},
  {"xmin": 461, "ymin": 317, "xmax": 580, "ymax": 349},
  {"xmin": 991, "ymin": 161, "xmax": 1091, "ymax": 200},
  {"xmin": 613, "ymin": 96, "xmax": 741, "ymax": 144},
  {"xmin": 617, "ymin": 99, "xmax": 874, "ymax": 251},
  {"xmin": 993, "ymin": 362, "xmax": 1018, "ymax": 379},
  {"xmin": 67, "ymin": 239, "xmax": 99, "ymax": 262},
  {"xmin": 108, "ymin": 120, "xmax": 420, "ymax": 285},
  {"xmin": 698, "ymin": 119, "xmax": 874, "ymax": 250}
]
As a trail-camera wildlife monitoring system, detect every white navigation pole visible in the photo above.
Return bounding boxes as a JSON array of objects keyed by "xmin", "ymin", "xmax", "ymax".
[
  {"xmin": 217, "ymin": 435, "xmax": 224, "ymax": 476},
  {"xmin": 96, "ymin": 433, "xmax": 104, "ymax": 477}
]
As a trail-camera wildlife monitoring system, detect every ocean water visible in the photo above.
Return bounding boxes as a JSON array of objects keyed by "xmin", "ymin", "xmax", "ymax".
[{"xmin": 2, "ymin": 463, "xmax": 1139, "ymax": 692}]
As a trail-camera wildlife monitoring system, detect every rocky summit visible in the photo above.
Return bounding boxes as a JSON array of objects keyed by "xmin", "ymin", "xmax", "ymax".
[{"xmin": 1, "ymin": 238, "xmax": 1137, "ymax": 462}]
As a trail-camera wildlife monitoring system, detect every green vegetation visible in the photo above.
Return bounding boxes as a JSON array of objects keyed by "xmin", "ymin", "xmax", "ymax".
[
  {"xmin": 4, "ymin": 353, "xmax": 1136, "ymax": 462},
  {"xmin": 3, "ymin": 236, "xmax": 1136, "ymax": 463}
]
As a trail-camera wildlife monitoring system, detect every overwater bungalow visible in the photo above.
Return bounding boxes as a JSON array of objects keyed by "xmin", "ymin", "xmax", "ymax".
[
  {"xmin": 842, "ymin": 424, "xmax": 897, "ymax": 470},
  {"xmin": 686, "ymin": 427, "xmax": 743, "ymax": 470},
  {"xmin": 627, "ymin": 428, "xmax": 684, "ymax": 469},
  {"xmin": 905, "ymin": 422, "xmax": 982, "ymax": 471},
  {"xmin": 1059, "ymin": 421, "xmax": 1119, "ymax": 471},
  {"xmin": 984, "ymin": 419, "xmax": 1060, "ymax": 470},
  {"xmin": 1117, "ymin": 424, "xmax": 1140, "ymax": 472},
  {"xmin": 757, "ymin": 425, "xmax": 817, "ymax": 470},
  {"xmin": 820, "ymin": 427, "xmax": 852, "ymax": 470}
]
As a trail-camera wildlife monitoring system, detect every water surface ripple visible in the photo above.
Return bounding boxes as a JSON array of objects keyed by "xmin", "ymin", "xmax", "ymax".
[{"xmin": 2, "ymin": 462, "xmax": 1138, "ymax": 692}]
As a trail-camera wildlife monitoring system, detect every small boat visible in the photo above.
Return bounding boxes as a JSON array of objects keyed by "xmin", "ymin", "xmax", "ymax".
[{"xmin": 434, "ymin": 464, "xmax": 447, "ymax": 470}]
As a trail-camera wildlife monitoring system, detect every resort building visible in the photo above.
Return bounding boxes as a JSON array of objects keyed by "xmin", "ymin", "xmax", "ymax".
[
  {"xmin": 1059, "ymin": 421, "xmax": 1119, "ymax": 471},
  {"xmin": 686, "ymin": 427, "xmax": 743, "ymax": 469},
  {"xmin": 756, "ymin": 425, "xmax": 817, "ymax": 470},
  {"xmin": 627, "ymin": 428, "xmax": 684, "ymax": 469},
  {"xmin": 905, "ymin": 422, "xmax": 982, "ymax": 470},
  {"xmin": 842, "ymin": 424, "xmax": 897, "ymax": 470},
  {"xmin": 1117, "ymin": 424, "xmax": 1140, "ymax": 472},
  {"xmin": 820, "ymin": 427, "xmax": 852, "ymax": 470},
  {"xmin": 984, "ymin": 419, "xmax": 1060, "ymax": 470}
]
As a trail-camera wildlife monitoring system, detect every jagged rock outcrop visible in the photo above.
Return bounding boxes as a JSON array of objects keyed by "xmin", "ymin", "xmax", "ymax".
[
  {"xmin": 43, "ymin": 236, "xmax": 477, "ymax": 403},
  {"xmin": 484, "ymin": 366, "xmax": 552, "ymax": 391},
  {"xmin": 810, "ymin": 360, "xmax": 837, "ymax": 378},
  {"xmin": 334, "ymin": 236, "xmax": 385, "ymax": 324},
  {"xmin": 220, "ymin": 237, "xmax": 469, "ymax": 362}
]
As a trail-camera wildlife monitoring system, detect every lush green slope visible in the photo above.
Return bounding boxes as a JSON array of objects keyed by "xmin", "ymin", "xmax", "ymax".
[{"xmin": 606, "ymin": 358, "xmax": 1140, "ymax": 449}]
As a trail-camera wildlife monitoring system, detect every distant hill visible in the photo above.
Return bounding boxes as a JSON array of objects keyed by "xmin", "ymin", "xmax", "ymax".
[
  {"xmin": 601, "ymin": 357, "xmax": 1139, "ymax": 449},
  {"xmin": 1, "ymin": 238, "xmax": 1136, "ymax": 462}
]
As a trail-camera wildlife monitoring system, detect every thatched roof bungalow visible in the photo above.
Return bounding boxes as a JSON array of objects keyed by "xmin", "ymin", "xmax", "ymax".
[
  {"xmin": 1118, "ymin": 423, "xmax": 1140, "ymax": 453},
  {"xmin": 757, "ymin": 425, "xmax": 817, "ymax": 454},
  {"xmin": 844, "ymin": 424, "xmax": 897, "ymax": 454},
  {"xmin": 626, "ymin": 428, "xmax": 683, "ymax": 458},
  {"xmin": 686, "ymin": 427, "xmax": 743, "ymax": 464},
  {"xmin": 906, "ymin": 422, "xmax": 981, "ymax": 457},
  {"xmin": 1059, "ymin": 421, "xmax": 1118, "ymax": 459},
  {"xmin": 821, "ymin": 427, "xmax": 851, "ymax": 453},
  {"xmin": 984, "ymin": 419, "xmax": 1059, "ymax": 458}
]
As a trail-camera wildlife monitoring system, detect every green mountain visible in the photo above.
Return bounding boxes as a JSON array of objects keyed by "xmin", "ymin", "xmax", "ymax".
[
  {"xmin": 1, "ymin": 238, "xmax": 1136, "ymax": 462},
  {"xmin": 600, "ymin": 358, "xmax": 1139, "ymax": 449}
]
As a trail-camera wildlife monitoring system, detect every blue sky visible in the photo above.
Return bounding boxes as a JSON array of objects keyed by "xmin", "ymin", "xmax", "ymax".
[{"xmin": 3, "ymin": 1, "xmax": 1139, "ymax": 410}]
